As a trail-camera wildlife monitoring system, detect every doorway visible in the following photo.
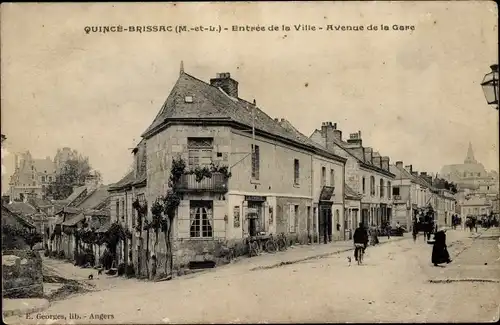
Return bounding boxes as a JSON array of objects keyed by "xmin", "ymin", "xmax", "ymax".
[{"xmin": 319, "ymin": 204, "xmax": 332, "ymax": 244}]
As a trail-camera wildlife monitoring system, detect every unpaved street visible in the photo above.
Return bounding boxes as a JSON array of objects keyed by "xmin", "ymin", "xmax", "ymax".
[{"xmin": 7, "ymin": 229, "xmax": 499, "ymax": 324}]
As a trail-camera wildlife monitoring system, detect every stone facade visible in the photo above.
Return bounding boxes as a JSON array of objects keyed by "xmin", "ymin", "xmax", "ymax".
[{"xmin": 2, "ymin": 250, "xmax": 43, "ymax": 299}]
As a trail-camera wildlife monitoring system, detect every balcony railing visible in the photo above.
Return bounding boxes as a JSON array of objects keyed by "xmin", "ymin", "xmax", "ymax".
[
  {"xmin": 393, "ymin": 195, "xmax": 402, "ymax": 201},
  {"xmin": 176, "ymin": 172, "xmax": 229, "ymax": 193}
]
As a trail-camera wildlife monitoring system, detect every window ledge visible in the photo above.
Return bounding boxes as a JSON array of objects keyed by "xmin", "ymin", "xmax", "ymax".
[
  {"xmin": 250, "ymin": 178, "xmax": 261, "ymax": 185},
  {"xmin": 293, "ymin": 183, "xmax": 300, "ymax": 188},
  {"xmin": 180, "ymin": 237, "xmax": 216, "ymax": 241}
]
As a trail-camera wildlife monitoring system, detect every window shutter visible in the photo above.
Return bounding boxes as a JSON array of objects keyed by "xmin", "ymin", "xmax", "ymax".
[
  {"xmin": 177, "ymin": 200, "xmax": 190, "ymax": 239},
  {"xmin": 263, "ymin": 201, "xmax": 269, "ymax": 233},
  {"xmin": 288, "ymin": 204, "xmax": 293, "ymax": 233},
  {"xmin": 242, "ymin": 201, "xmax": 249, "ymax": 236}
]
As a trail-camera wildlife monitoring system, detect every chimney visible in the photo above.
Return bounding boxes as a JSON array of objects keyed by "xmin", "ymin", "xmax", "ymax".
[
  {"xmin": 405, "ymin": 165, "xmax": 413, "ymax": 174},
  {"xmin": 210, "ymin": 72, "xmax": 238, "ymax": 98},
  {"xmin": 381, "ymin": 156, "xmax": 390, "ymax": 171},
  {"xmin": 1, "ymin": 195, "xmax": 10, "ymax": 205},
  {"xmin": 372, "ymin": 152, "xmax": 382, "ymax": 168},
  {"xmin": 364, "ymin": 147, "xmax": 373, "ymax": 163},
  {"xmin": 274, "ymin": 118, "xmax": 279, "ymax": 122},
  {"xmin": 395, "ymin": 161, "xmax": 403, "ymax": 169},
  {"xmin": 346, "ymin": 131, "xmax": 363, "ymax": 147},
  {"xmin": 411, "ymin": 171, "xmax": 418, "ymax": 177},
  {"xmin": 320, "ymin": 122, "xmax": 336, "ymax": 151},
  {"xmin": 420, "ymin": 172, "xmax": 427, "ymax": 177},
  {"xmin": 280, "ymin": 118, "xmax": 285, "ymax": 123}
]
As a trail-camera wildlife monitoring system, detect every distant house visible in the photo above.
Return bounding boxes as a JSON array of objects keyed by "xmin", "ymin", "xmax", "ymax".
[{"xmin": 2, "ymin": 204, "xmax": 36, "ymax": 250}]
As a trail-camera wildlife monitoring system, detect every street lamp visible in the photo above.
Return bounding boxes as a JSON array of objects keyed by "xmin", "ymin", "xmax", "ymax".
[{"xmin": 481, "ymin": 64, "xmax": 499, "ymax": 110}]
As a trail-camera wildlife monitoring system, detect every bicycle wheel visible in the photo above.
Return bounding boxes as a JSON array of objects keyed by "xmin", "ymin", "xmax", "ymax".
[{"xmin": 265, "ymin": 240, "xmax": 277, "ymax": 253}]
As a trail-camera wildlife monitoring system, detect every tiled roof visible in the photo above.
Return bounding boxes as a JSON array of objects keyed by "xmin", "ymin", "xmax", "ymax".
[
  {"xmin": 311, "ymin": 129, "xmax": 394, "ymax": 177},
  {"xmin": 33, "ymin": 158, "xmax": 55, "ymax": 174},
  {"xmin": 54, "ymin": 206, "xmax": 81, "ymax": 216},
  {"xmin": 65, "ymin": 186, "xmax": 88, "ymax": 205},
  {"xmin": 141, "ymin": 72, "xmax": 348, "ymax": 154},
  {"xmin": 62, "ymin": 213, "xmax": 85, "ymax": 227},
  {"xmin": 74, "ymin": 185, "xmax": 110, "ymax": 211},
  {"xmin": 2, "ymin": 204, "xmax": 36, "ymax": 229},
  {"xmin": 278, "ymin": 119, "xmax": 346, "ymax": 163},
  {"xmin": 28, "ymin": 197, "xmax": 52, "ymax": 208},
  {"xmin": 109, "ymin": 171, "xmax": 135, "ymax": 191},
  {"xmin": 390, "ymin": 165, "xmax": 414, "ymax": 181},
  {"xmin": 7, "ymin": 202, "xmax": 37, "ymax": 216}
]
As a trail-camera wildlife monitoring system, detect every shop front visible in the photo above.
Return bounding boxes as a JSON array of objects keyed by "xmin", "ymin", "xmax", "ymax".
[{"xmin": 318, "ymin": 186, "xmax": 335, "ymax": 244}]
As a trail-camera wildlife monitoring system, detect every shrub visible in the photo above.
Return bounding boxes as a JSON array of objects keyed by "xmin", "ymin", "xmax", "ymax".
[
  {"xmin": 44, "ymin": 250, "xmax": 49, "ymax": 257},
  {"xmin": 58, "ymin": 250, "xmax": 65, "ymax": 259},
  {"xmin": 117, "ymin": 263, "xmax": 126, "ymax": 276},
  {"xmin": 99, "ymin": 250, "xmax": 113, "ymax": 270}
]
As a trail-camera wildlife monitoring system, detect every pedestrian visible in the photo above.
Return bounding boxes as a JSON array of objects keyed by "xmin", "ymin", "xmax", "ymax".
[
  {"xmin": 412, "ymin": 221, "xmax": 418, "ymax": 242},
  {"xmin": 432, "ymin": 229, "xmax": 452, "ymax": 266},
  {"xmin": 386, "ymin": 222, "xmax": 391, "ymax": 239}
]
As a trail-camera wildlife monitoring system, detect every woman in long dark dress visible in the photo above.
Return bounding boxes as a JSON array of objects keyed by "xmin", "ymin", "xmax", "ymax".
[{"xmin": 432, "ymin": 230, "xmax": 452, "ymax": 266}]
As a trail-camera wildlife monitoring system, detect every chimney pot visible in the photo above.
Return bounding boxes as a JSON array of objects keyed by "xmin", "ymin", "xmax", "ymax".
[
  {"xmin": 333, "ymin": 123, "xmax": 337, "ymax": 129},
  {"xmin": 274, "ymin": 118, "xmax": 279, "ymax": 122},
  {"xmin": 280, "ymin": 118, "xmax": 285, "ymax": 123},
  {"xmin": 210, "ymin": 72, "xmax": 238, "ymax": 97}
]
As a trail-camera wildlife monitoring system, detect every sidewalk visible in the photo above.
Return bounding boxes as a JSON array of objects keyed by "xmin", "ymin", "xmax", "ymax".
[
  {"xmin": 234, "ymin": 233, "xmax": 410, "ymax": 271},
  {"xmin": 2, "ymin": 298, "xmax": 49, "ymax": 318}
]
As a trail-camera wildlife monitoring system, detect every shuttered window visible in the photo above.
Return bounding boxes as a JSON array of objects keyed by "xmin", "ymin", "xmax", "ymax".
[
  {"xmin": 251, "ymin": 145, "xmax": 260, "ymax": 180},
  {"xmin": 294, "ymin": 159, "xmax": 300, "ymax": 185},
  {"xmin": 188, "ymin": 138, "xmax": 213, "ymax": 167}
]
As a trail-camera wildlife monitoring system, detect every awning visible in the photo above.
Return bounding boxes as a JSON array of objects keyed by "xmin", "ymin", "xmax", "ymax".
[
  {"xmin": 319, "ymin": 186, "xmax": 335, "ymax": 201},
  {"xmin": 61, "ymin": 213, "xmax": 85, "ymax": 227}
]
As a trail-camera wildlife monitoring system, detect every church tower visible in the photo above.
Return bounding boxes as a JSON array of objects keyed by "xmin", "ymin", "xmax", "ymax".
[{"xmin": 464, "ymin": 142, "xmax": 477, "ymax": 164}]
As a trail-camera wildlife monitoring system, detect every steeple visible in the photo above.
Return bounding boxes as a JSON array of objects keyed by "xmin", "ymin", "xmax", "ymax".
[
  {"xmin": 180, "ymin": 61, "xmax": 184, "ymax": 76},
  {"xmin": 464, "ymin": 142, "xmax": 477, "ymax": 164}
]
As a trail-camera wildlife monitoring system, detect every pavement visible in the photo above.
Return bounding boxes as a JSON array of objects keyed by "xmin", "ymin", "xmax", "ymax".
[
  {"xmin": 4, "ymin": 228, "xmax": 498, "ymax": 323},
  {"xmin": 2, "ymin": 299, "xmax": 49, "ymax": 319}
]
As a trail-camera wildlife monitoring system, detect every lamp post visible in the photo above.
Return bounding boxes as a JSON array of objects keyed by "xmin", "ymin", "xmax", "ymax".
[{"xmin": 481, "ymin": 64, "xmax": 499, "ymax": 110}]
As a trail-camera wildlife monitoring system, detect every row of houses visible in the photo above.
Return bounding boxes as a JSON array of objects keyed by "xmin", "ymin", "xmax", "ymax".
[{"xmin": 106, "ymin": 66, "xmax": 458, "ymax": 275}]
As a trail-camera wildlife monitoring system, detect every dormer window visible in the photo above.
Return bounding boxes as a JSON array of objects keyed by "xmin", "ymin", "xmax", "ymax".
[{"xmin": 184, "ymin": 96, "xmax": 193, "ymax": 103}]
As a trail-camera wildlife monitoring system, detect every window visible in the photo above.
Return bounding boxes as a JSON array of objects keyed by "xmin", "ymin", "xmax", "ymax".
[
  {"xmin": 362, "ymin": 177, "xmax": 366, "ymax": 194},
  {"xmin": 48, "ymin": 176, "xmax": 52, "ymax": 182},
  {"xmin": 321, "ymin": 167, "xmax": 326, "ymax": 186},
  {"xmin": 380, "ymin": 179, "xmax": 384, "ymax": 198},
  {"xmin": 251, "ymin": 145, "xmax": 260, "ymax": 180},
  {"xmin": 188, "ymin": 138, "xmax": 213, "ymax": 167},
  {"xmin": 32, "ymin": 182, "xmax": 36, "ymax": 186},
  {"xmin": 121, "ymin": 199, "xmax": 125, "ymax": 221},
  {"xmin": 294, "ymin": 159, "xmax": 300, "ymax": 185},
  {"xmin": 370, "ymin": 176, "xmax": 375, "ymax": 196},
  {"xmin": 330, "ymin": 169, "xmax": 335, "ymax": 187},
  {"xmin": 289, "ymin": 205, "xmax": 298, "ymax": 233},
  {"xmin": 115, "ymin": 201, "xmax": 120, "ymax": 221},
  {"xmin": 184, "ymin": 96, "xmax": 193, "ymax": 103},
  {"xmin": 190, "ymin": 200, "xmax": 213, "ymax": 238},
  {"xmin": 388, "ymin": 182, "xmax": 392, "ymax": 198},
  {"xmin": 41, "ymin": 176, "xmax": 46, "ymax": 182}
]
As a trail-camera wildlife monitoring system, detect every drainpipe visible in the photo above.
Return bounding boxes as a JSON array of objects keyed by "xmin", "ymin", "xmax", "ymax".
[
  {"xmin": 310, "ymin": 154, "xmax": 315, "ymax": 244},
  {"xmin": 342, "ymin": 161, "xmax": 346, "ymax": 241}
]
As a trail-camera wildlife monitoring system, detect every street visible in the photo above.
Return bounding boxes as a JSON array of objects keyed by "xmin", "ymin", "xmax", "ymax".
[{"xmin": 5, "ymin": 228, "xmax": 499, "ymax": 324}]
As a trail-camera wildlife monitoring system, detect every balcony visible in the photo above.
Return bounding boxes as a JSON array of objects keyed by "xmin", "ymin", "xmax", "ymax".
[
  {"xmin": 176, "ymin": 172, "xmax": 229, "ymax": 193},
  {"xmin": 393, "ymin": 195, "xmax": 402, "ymax": 201}
]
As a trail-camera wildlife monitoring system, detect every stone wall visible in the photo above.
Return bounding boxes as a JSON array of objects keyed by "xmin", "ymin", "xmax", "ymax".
[{"xmin": 2, "ymin": 250, "xmax": 43, "ymax": 299}]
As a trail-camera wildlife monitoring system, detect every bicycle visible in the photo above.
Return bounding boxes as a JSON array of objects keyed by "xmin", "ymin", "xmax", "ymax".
[
  {"xmin": 264, "ymin": 234, "xmax": 278, "ymax": 253},
  {"xmin": 276, "ymin": 233, "xmax": 288, "ymax": 251},
  {"xmin": 354, "ymin": 243, "xmax": 365, "ymax": 265}
]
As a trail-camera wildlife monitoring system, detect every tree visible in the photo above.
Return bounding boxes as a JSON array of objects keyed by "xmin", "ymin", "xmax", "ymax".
[{"xmin": 44, "ymin": 156, "xmax": 101, "ymax": 200}]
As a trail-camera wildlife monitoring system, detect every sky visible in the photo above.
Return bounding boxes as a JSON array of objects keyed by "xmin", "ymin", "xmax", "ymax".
[{"xmin": 1, "ymin": 2, "xmax": 498, "ymax": 191}]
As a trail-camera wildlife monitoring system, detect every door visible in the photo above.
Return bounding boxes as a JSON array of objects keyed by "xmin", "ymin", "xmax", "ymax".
[
  {"xmin": 306, "ymin": 206, "xmax": 311, "ymax": 242},
  {"xmin": 318, "ymin": 206, "xmax": 326, "ymax": 243}
]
